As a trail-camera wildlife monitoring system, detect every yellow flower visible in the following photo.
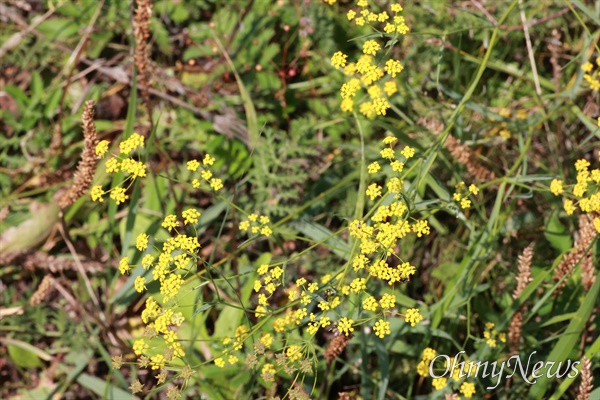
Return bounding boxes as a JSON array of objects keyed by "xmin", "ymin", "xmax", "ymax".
[
  {"xmin": 210, "ymin": 178, "xmax": 223, "ymax": 191},
  {"xmin": 142, "ymin": 254, "xmax": 154, "ymax": 269},
  {"xmin": 136, "ymin": 233, "xmax": 149, "ymax": 251},
  {"xmin": 593, "ymin": 217, "xmax": 600, "ymax": 233},
  {"xmin": 575, "ymin": 159, "xmax": 590, "ymax": 171},
  {"xmin": 119, "ymin": 133, "xmax": 144, "ymax": 154},
  {"xmin": 162, "ymin": 215, "xmax": 178, "ymax": 231},
  {"xmin": 150, "ymin": 354, "xmax": 165, "ymax": 370},
  {"xmin": 340, "ymin": 78, "xmax": 361, "ymax": 99},
  {"xmin": 95, "ymin": 140, "xmax": 109, "ymax": 157},
  {"xmin": 461, "ymin": 198, "xmax": 471, "ymax": 209},
  {"xmin": 549, "ymin": 179, "xmax": 563, "ymax": 195},
  {"xmin": 91, "ymin": 185, "xmax": 105, "ymax": 202},
  {"xmin": 337, "ymin": 317, "xmax": 354, "ymax": 336},
  {"xmin": 390, "ymin": 160, "xmax": 404, "ymax": 172},
  {"xmin": 384, "ymin": 59, "xmax": 404, "ymax": 77},
  {"xmin": 582, "ymin": 61, "xmax": 594, "ymax": 73},
  {"xmin": 262, "ymin": 363, "xmax": 275, "ymax": 375},
  {"xmin": 363, "ymin": 296, "xmax": 378, "ymax": 311},
  {"xmin": 105, "ymin": 158, "xmax": 120, "ymax": 173},
  {"xmin": 260, "ymin": 333, "xmax": 274, "ymax": 348},
  {"xmin": 381, "ymin": 148, "xmax": 395, "ymax": 159},
  {"xmin": 119, "ymin": 257, "xmax": 130, "ymax": 275},
  {"xmin": 133, "ymin": 339, "xmax": 149, "ymax": 356},
  {"xmin": 203, "ymin": 154, "xmax": 216, "ymax": 166},
  {"xmin": 391, "ymin": 4, "xmax": 403, "ymax": 12},
  {"xmin": 359, "ymin": 101, "xmax": 376, "ymax": 119},
  {"xmin": 405, "ymin": 308, "xmax": 423, "ymax": 327},
  {"xmin": 401, "ymin": 146, "xmax": 415, "ymax": 159},
  {"xmin": 182, "ymin": 208, "xmax": 201, "ymax": 225},
  {"xmin": 343, "ymin": 62, "xmax": 357, "ymax": 76},
  {"xmin": 349, "ymin": 278, "xmax": 366, "ymax": 292},
  {"xmin": 373, "ymin": 97, "xmax": 390, "ymax": 115},
  {"xmin": 134, "ymin": 276, "xmax": 146, "ymax": 293},
  {"xmin": 239, "ymin": 220, "xmax": 250, "ymax": 231},
  {"xmin": 368, "ymin": 85, "xmax": 382, "ymax": 100},
  {"xmin": 214, "ymin": 358, "xmax": 225, "ymax": 368},
  {"xmin": 121, "ymin": 158, "xmax": 146, "ymax": 178},
  {"xmin": 331, "ymin": 51, "xmax": 348, "ymax": 69},
  {"xmin": 258, "ymin": 264, "xmax": 269, "ymax": 275},
  {"xmin": 468, "ymin": 184, "xmax": 479, "ymax": 195},
  {"xmin": 417, "ymin": 360, "xmax": 429, "ymax": 376},
  {"xmin": 432, "ymin": 377, "xmax": 447, "ymax": 390},
  {"xmin": 187, "ymin": 159, "xmax": 200, "ymax": 171},
  {"xmin": 201, "ymin": 170, "xmax": 213, "ymax": 181},
  {"xmin": 110, "ymin": 187, "xmax": 128, "ymax": 205},
  {"xmin": 422, "ymin": 347, "xmax": 436, "ymax": 361},
  {"xmin": 460, "ymin": 382, "xmax": 476, "ymax": 398},
  {"xmin": 347, "ymin": 10, "xmax": 356, "ymax": 20},
  {"xmin": 384, "ymin": 81, "xmax": 398, "ymax": 96},
  {"xmin": 286, "ymin": 345, "xmax": 302, "ymax": 362},
  {"xmin": 380, "ymin": 293, "xmax": 396, "ymax": 309},
  {"xmin": 374, "ymin": 319, "xmax": 391, "ymax": 338},
  {"xmin": 378, "ymin": 11, "xmax": 389, "ymax": 22},
  {"xmin": 362, "ymin": 40, "xmax": 381, "ymax": 55},
  {"xmin": 340, "ymin": 97, "xmax": 354, "ymax": 112},
  {"xmin": 564, "ymin": 199, "xmax": 576, "ymax": 215},
  {"xmin": 366, "ymin": 183, "xmax": 382, "ymax": 200}
]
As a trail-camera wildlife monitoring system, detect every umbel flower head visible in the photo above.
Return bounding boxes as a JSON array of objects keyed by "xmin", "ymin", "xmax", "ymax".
[{"xmin": 329, "ymin": 2, "xmax": 408, "ymax": 118}]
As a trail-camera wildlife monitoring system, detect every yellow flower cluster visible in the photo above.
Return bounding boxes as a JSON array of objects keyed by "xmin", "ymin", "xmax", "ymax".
[
  {"xmin": 330, "ymin": 2, "xmax": 408, "ymax": 117},
  {"xmin": 581, "ymin": 56, "xmax": 600, "ymax": 91},
  {"xmin": 239, "ymin": 212, "xmax": 273, "ymax": 237},
  {"xmin": 347, "ymin": 1, "xmax": 409, "ymax": 34},
  {"xmin": 91, "ymin": 133, "xmax": 146, "ymax": 204},
  {"xmin": 416, "ymin": 347, "xmax": 436, "ymax": 377},
  {"xmin": 124, "ymin": 207, "xmax": 206, "ymax": 373},
  {"xmin": 460, "ymin": 381, "xmax": 477, "ymax": 398},
  {"xmin": 269, "ymin": 275, "xmax": 341, "ymax": 337},
  {"xmin": 452, "ymin": 181, "xmax": 479, "ymax": 210},
  {"xmin": 122, "ymin": 210, "xmax": 202, "ymax": 307},
  {"xmin": 417, "ymin": 347, "xmax": 478, "ymax": 397},
  {"xmin": 404, "ymin": 307, "xmax": 423, "ymax": 327},
  {"xmin": 551, "ymin": 157, "xmax": 600, "ymax": 229},
  {"xmin": 187, "ymin": 153, "xmax": 223, "ymax": 192},
  {"xmin": 134, "ymin": 296, "xmax": 186, "ymax": 370},
  {"xmin": 351, "ymin": 139, "xmax": 427, "ymax": 270},
  {"xmin": 483, "ymin": 322, "xmax": 506, "ymax": 348},
  {"xmin": 253, "ymin": 264, "xmax": 285, "ymax": 318},
  {"xmin": 328, "ymin": 136, "xmax": 425, "ymax": 337}
]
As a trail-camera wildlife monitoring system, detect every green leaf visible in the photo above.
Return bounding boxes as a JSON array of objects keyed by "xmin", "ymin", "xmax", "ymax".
[
  {"xmin": 544, "ymin": 211, "xmax": 572, "ymax": 253},
  {"xmin": 5, "ymin": 338, "xmax": 49, "ymax": 368},
  {"xmin": 529, "ymin": 276, "xmax": 600, "ymax": 399},
  {"xmin": 76, "ymin": 373, "xmax": 138, "ymax": 400},
  {"xmin": 292, "ymin": 220, "xmax": 351, "ymax": 259}
]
